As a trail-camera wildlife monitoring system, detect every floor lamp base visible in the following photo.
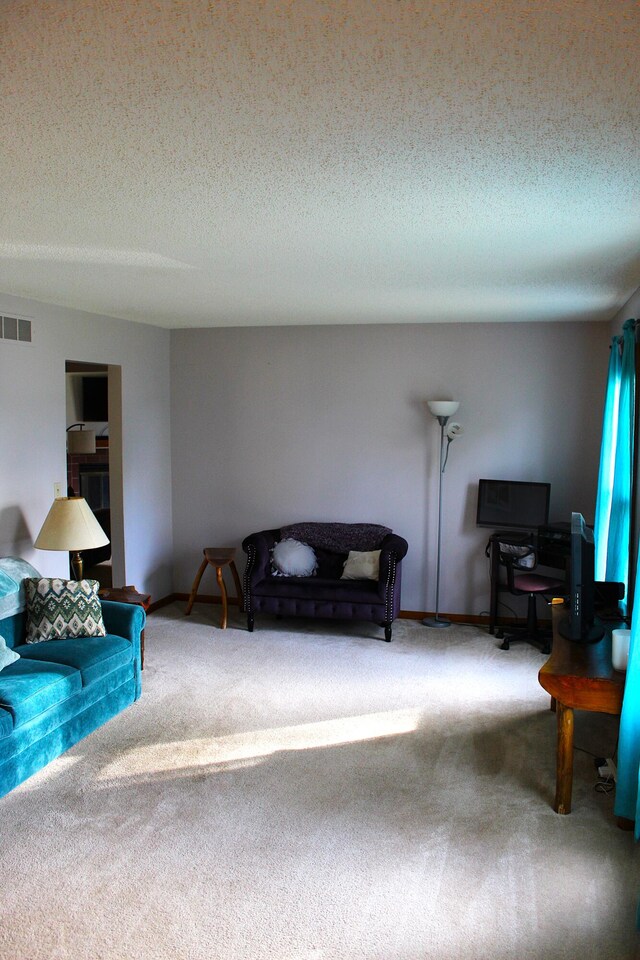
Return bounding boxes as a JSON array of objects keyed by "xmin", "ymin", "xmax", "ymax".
[{"xmin": 423, "ymin": 616, "xmax": 451, "ymax": 628}]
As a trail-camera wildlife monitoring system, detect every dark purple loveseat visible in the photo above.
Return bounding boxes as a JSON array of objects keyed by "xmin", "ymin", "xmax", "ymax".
[{"xmin": 242, "ymin": 522, "xmax": 408, "ymax": 641}]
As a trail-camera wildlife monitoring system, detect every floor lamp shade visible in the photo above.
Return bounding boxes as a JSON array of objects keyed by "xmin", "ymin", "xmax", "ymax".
[
  {"xmin": 424, "ymin": 399, "xmax": 462, "ymax": 628},
  {"xmin": 35, "ymin": 497, "xmax": 109, "ymax": 580},
  {"xmin": 427, "ymin": 400, "xmax": 460, "ymax": 419}
]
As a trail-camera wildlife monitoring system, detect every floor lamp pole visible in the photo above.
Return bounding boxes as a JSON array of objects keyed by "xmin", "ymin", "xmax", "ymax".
[{"xmin": 423, "ymin": 415, "xmax": 450, "ymax": 628}]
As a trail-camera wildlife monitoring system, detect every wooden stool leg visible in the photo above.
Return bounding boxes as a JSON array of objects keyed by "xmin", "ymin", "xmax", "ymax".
[
  {"xmin": 229, "ymin": 560, "xmax": 243, "ymax": 608},
  {"xmin": 186, "ymin": 558, "xmax": 208, "ymax": 615},
  {"xmin": 216, "ymin": 565, "xmax": 228, "ymax": 629},
  {"xmin": 554, "ymin": 702, "xmax": 574, "ymax": 815}
]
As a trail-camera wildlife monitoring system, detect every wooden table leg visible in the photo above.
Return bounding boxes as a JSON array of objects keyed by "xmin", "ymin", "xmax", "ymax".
[
  {"xmin": 186, "ymin": 558, "xmax": 208, "ymax": 615},
  {"xmin": 229, "ymin": 560, "xmax": 243, "ymax": 608},
  {"xmin": 216, "ymin": 565, "xmax": 228, "ymax": 629},
  {"xmin": 554, "ymin": 702, "xmax": 574, "ymax": 815}
]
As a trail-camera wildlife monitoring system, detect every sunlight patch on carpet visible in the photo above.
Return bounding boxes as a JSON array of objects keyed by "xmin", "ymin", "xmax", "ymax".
[{"xmin": 95, "ymin": 708, "xmax": 422, "ymax": 784}]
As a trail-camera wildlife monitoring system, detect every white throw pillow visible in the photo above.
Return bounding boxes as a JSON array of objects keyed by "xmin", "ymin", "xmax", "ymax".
[
  {"xmin": 271, "ymin": 539, "xmax": 318, "ymax": 577},
  {"xmin": 341, "ymin": 550, "xmax": 381, "ymax": 581},
  {"xmin": 0, "ymin": 637, "xmax": 19, "ymax": 672}
]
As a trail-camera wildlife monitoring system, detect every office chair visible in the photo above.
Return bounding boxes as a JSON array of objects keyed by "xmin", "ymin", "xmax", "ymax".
[{"xmin": 496, "ymin": 542, "xmax": 565, "ymax": 654}]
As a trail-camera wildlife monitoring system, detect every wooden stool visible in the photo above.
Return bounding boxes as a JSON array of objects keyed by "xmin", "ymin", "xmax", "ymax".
[{"xmin": 185, "ymin": 548, "xmax": 243, "ymax": 629}]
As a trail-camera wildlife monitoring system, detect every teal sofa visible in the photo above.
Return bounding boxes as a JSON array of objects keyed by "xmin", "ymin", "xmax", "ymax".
[{"xmin": 0, "ymin": 562, "xmax": 145, "ymax": 799}]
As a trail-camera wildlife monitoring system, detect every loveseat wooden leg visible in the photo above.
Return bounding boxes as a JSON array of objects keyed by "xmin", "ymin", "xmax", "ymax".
[
  {"xmin": 247, "ymin": 613, "xmax": 254, "ymax": 632},
  {"xmin": 384, "ymin": 623, "xmax": 392, "ymax": 642}
]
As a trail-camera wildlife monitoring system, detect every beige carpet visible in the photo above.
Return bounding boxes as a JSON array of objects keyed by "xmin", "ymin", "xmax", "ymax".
[{"xmin": 0, "ymin": 605, "xmax": 637, "ymax": 960}]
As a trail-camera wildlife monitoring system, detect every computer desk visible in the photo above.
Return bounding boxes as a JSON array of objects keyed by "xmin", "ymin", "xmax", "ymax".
[{"xmin": 487, "ymin": 528, "xmax": 570, "ymax": 634}]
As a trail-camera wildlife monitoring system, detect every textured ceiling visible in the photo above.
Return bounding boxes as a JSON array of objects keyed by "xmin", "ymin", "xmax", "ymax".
[{"xmin": 1, "ymin": 0, "xmax": 640, "ymax": 329}]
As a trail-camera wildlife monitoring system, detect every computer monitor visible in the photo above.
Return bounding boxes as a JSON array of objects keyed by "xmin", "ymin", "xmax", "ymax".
[
  {"xmin": 476, "ymin": 479, "xmax": 550, "ymax": 531},
  {"xmin": 558, "ymin": 512, "xmax": 604, "ymax": 643}
]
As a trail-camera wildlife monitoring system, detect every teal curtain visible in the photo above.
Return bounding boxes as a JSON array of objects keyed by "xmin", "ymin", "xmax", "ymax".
[
  {"xmin": 594, "ymin": 319, "xmax": 636, "ymax": 612},
  {"xmin": 602, "ymin": 321, "xmax": 639, "ymax": 925},
  {"xmin": 615, "ymin": 596, "xmax": 640, "ymax": 830},
  {"xmin": 616, "ymin": 547, "xmax": 640, "ymax": 928}
]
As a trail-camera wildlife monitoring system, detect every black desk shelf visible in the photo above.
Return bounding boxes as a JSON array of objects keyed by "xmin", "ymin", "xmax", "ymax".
[{"xmin": 488, "ymin": 527, "xmax": 570, "ymax": 635}]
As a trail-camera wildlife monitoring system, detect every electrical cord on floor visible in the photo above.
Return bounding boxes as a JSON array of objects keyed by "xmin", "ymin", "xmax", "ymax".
[
  {"xmin": 497, "ymin": 601, "xmax": 519, "ymax": 620},
  {"xmin": 595, "ymin": 778, "xmax": 615, "ymax": 795},
  {"xmin": 574, "ymin": 744, "xmax": 601, "ymax": 760},
  {"xmin": 574, "ymin": 742, "xmax": 619, "ymax": 796}
]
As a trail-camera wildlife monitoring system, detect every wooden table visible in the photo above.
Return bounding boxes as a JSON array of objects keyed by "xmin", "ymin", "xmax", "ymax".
[
  {"xmin": 185, "ymin": 547, "xmax": 243, "ymax": 629},
  {"xmin": 98, "ymin": 585, "xmax": 152, "ymax": 670},
  {"xmin": 538, "ymin": 605, "xmax": 625, "ymax": 814}
]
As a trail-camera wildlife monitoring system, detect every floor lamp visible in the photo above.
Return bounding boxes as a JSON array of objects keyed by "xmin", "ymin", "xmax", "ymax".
[{"xmin": 424, "ymin": 400, "xmax": 462, "ymax": 628}]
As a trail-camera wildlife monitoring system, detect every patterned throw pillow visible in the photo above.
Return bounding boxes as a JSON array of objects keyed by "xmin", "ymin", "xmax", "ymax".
[{"xmin": 24, "ymin": 578, "xmax": 106, "ymax": 643}]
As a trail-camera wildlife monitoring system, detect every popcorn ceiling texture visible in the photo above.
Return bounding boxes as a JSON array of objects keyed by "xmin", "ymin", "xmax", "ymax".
[{"xmin": 0, "ymin": 0, "xmax": 639, "ymax": 328}]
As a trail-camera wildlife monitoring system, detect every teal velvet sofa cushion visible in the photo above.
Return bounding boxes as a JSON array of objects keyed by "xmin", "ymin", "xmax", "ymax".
[
  {"xmin": 15, "ymin": 634, "xmax": 132, "ymax": 686},
  {"xmin": 0, "ymin": 659, "xmax": 81, "ymax": 728},
  {"xmin": 0, "ymin": 706, "xmax": 14, "ymax": 740},
  {"xmin": 0, "ymin": 572, "xmax": 145, "ymax": 798}
]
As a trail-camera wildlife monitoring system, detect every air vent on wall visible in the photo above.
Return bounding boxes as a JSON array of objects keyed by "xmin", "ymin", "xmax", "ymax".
[{"xmin": 0, "ymin": 316, "xmax": 32, "ymax": 343}]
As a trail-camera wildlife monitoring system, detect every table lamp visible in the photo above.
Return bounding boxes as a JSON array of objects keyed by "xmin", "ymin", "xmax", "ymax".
[{"xmin": 34, "ymin": 496, "xmax": 109, "ymax": 580}]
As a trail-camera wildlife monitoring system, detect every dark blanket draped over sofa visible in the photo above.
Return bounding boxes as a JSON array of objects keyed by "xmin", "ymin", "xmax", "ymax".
[{"xmin": 242, "ymin": 522, "xmax": 408, "ymax": 641}]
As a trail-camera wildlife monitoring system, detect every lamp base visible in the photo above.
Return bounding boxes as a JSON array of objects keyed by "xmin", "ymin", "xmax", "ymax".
[
  {"xmin": 70, "ymin": 551, "xmax": 83, "ymax": 581},
  {"xmin": 423, "ymin": 616, "xmax": 451, "ymax": 628}
]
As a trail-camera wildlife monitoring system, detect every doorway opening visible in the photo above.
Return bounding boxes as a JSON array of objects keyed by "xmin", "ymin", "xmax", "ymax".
[{"xmin": 65, "ymin": 361, "xmax": 125, "ymax": 587}]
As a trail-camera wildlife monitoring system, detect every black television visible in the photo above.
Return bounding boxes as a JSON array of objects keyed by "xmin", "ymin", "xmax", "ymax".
[
  {"xmin": 558, "ymin": 512, "xmax": 604, "ymax": 643},
  {"xmin": 476, "ymin": 479, "xmax": 550, "ymax": 531},
  {"xmin": 81, "ymin": 375, "xmax": 108, "ymax": 422}
]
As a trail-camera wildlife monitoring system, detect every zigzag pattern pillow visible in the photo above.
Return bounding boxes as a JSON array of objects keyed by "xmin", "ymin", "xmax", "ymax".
[{"xmin": 25, "ymin": 578, "xmax": 106, "ymax": 643}]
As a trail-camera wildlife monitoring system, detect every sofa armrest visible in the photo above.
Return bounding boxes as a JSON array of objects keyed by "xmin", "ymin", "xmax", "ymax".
[
  {"xmin": 100, "ymin": 600, "xmax": 144, "ymax": 699},
  {"xmin": 379, "ymin": 533, "xmax": 408, "ymax": 562},
  {"xmin": 100, "ymin": 599, "xmax": 145, "ymax": 659},
  {"xmin": 242, "ymin": 530, "xmax": 279, "ymax": 581},
  {"xmin": 379, "ymin": 533, "xmax": 408, "ymax": 583},
  {"xmin": 377, "ymin": 534, "xmax": 408, "ymax": 615}
]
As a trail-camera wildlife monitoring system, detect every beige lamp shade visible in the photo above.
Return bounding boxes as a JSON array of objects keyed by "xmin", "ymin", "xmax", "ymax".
[
  {"xmin": 66, "ymin": 423, "xmax": 96, "ymax": 455},
  {"xmin": 35, "ymin": 497, "xmax": 109, "ymax": 552},
  {"xmin": 67, "ymin": 429, "xmax": 96, "ymax": 455}
]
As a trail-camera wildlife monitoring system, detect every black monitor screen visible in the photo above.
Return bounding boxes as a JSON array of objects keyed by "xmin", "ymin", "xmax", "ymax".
[
  {"xmin": 476, "ymin": 479, "xmax": 550, "ymax": 530},
  {"xmin": 81, "ymin": 376, "xmax": 108, "ymax": 422}
]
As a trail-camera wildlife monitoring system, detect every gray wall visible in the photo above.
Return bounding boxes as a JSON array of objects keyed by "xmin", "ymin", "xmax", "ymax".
[
  {"xmin": 171, "ymin": 321, "xmax": 610, "ymax": 615},
  {"xmin": 0, "ymin": 300, "xmax": 615, "ymax": 615},
  {"xmin": 0, "ymin": 294, "xmax": 174, "ymax": 599}
]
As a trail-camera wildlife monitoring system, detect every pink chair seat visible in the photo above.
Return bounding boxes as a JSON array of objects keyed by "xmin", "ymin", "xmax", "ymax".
[{"xmin": 513, "ymin": 573, "xmax": 565, "ymax": 594}]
